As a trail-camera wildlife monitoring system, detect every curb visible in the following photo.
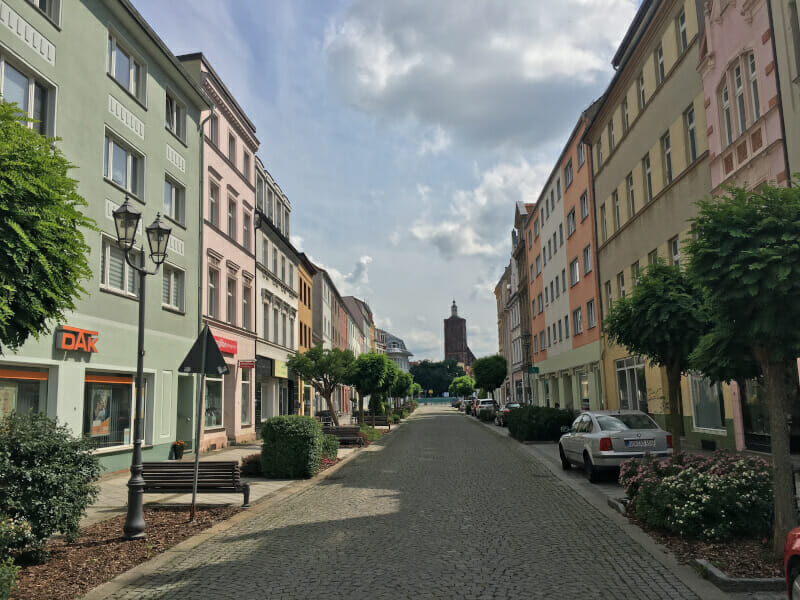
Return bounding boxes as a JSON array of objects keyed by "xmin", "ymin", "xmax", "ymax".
[
  {"xmin": 607, "ymin": 497, "xmax": 627, "ymax": 516},
  {"xmin": 691, "ymin": 559, "xmax": 784, "ymax": 593}
]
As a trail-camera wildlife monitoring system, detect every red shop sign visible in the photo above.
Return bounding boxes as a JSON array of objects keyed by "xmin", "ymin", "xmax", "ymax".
[
  {"xmin": 58, "ymin": 326, "xmax": 99, "ymax": 353},
  {"xmin": 213, "ymin": 336, "xmax": 238, "ymax": 354},
  {"xmin": 238, "ymin": 360, "xmax": 256, "ymax": 369}
]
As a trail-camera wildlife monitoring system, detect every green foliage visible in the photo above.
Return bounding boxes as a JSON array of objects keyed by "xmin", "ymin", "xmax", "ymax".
[
  {"xmin": 507, "ymin": 406, "xmax": 573, "ymax": 441},
  {"xmin": 449, "ymin": 375, "xmax": 475, "ymax": 398},
  {"xmin": 260, "ymin": 416, "xmax": 323, "ymax": 479},
  {"xmin": 411, "ymin": 383, "xmax": 421, "ymax": 398},
  {"xmin": 392, "ymin": 371, "xmax": 413, "ymax": 400},
  {"xmin": 0, "ymin": 556, "xmax": 18, "ymax": 600},
  {"xmin": 287, "ymin": 345, "xmax": 354, "ymax": 426},
  {"xmin": 0, "ymin": 102, "xmax": 96, "ymax": 352},
  {"xmin": 409, "ymin": 359, "xmax": 465, "ymax": 396},
  {"xmin": 347, "ymin": 352, "xmax": 390, "ymax": 398},
  {"xmin": 359, "ymin": 424, "xmax": 382, "ymax": 442},
  {"xmin": 471, "ymin": 355, "xmax": 507, "ymax": 393},
  {"xmin": 0, "ymin": 412, "xmax": 101, "ymax": 553},
  {"xmin": 240, "ymin": 453, "xmax": 262, "ymax": 477},
  {"xmin": 0, "ymin": 515, "xmax": 33, "ymax": 555},
  {"xmin": 619, "ymin": 452, "xmax": 773, "ymax": 540},
  {"xmin": 321, "ymin": 434, "xmax": 339, "ymax": 460}
]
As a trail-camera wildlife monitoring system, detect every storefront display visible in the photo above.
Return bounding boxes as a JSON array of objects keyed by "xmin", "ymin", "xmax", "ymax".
[
  {"xmin": 205, "ymin": 376, "xmax": 223, "ymax": 428},
  {"xmin": 0, "ymin": 368, "xmax": 48, "ymax": 417},
  {"xmin": 82, "ymin": 374, "xmax": 133, "ymax": 449}
]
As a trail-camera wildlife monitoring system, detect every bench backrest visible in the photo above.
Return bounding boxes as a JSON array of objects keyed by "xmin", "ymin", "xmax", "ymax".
[
  {"xmin": 142, "ymin": 461, "xmax": 241, "ymax": 488},
  {"xmin": 323, "ymin": 426, "xmax": 361, "ymax": 436}
]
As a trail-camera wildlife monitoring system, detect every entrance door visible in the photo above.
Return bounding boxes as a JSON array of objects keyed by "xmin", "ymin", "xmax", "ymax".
[{"xmin": 176, "ymin": 375, "xmax": 194, "ymax": 451}]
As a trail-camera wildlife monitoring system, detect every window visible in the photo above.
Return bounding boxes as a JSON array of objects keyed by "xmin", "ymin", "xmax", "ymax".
[
  {"xmin": 262, "ymin": 302, "xmax": 269, "ymax": 340},
  {"xmin": 600, "ymin": 203, "xmax": 607, "ymax": 242},
  {"xmin": 612, "ymin": 191, "xmax": 620, "ymax": 232},
  {"xmin": 241, "ymin": 370, "xmax": 251, "ymax": 426},
  {"xmin": 734, "ymin": 64, "xmax": 746, "ymax": 135},
  {"xmin": 597, "ymin": 140, "xmax": 603, "ymax": 168},
  {"xmin": 749, "ymin": 53, "xmax": 760, "ymax": 121},
  {"xmin": 567, "ymin": 208, "xmax": 576, "ymax": 236},
  {"xmin": 0, "ymin": 368, "xmax": 47, "ymax": 418},
  {"xmin": 558, "ymin": 224, "xmax": 564, "ymax": 247},
  {"xmin": 565, "ymin": 315, "xmax": 570, "ymax": 338},
  {"xmin": 621, "ymin": 98, "xmax": 629, "ymax": 133},
  {"xmin": 548, "ymin": 239, "xmax": 552, "ymax": 259},
  {"xmin": 530, "ymin": 265, "xmax": 534, "ymax": 281},
  {"xmin": 580, "ymin": 191, "xmax": 589, "ymax": 220},
  {"xmin": 209, "ymin": 114, "xmax": 219, "ymax": 146},
  {"xmin": 562, "ymin": 269, "xmax": 566, "ymax": 293},
  {"xmin": 162, "ymin": 265, "xmax": 184, "ymax": 311},
  {"xmin": 104, "ymin": 133, "xmax": 142, "ymax": 196},
  {"xmin": 228, "ymin": 133, "xmax": 236, "ymax": 164},
  {"xmin": 289, "ymin": 317, "xmax": 295, "ymax": 350},
  {"xmin": 558, "ymin": 320, "xmax": 563, "ymax": 342},
  {"xmin": 535, "ymin": 255, "xmax": 541, "ymax": 275},
  {"xmin": 83, "ymin": 375, "xmax": 135, "ymax": 449},
  {"xmin": 545, "ymin": 286, "xmax": 550, "ymax": 305},
  {"xmin": 537, "ymin": 293, "xmax": 543, "ymax": 313},
  {"xmin": 208, "ymin": 267, "xmax": 219, "ymax": 318},
  {"xmin": 242, "ymin": 284, "xmax": 251, "ymax": 330},
  {"xmin": 564, "ymin": 159, "xmax": 573, "ymax": 188},
  {"xmin": 643, "ymin": 154, "xmax": 653, "ymax": 203},
  {"xmin": 605, "ymin": 280, "xmax": 612, "ymax": 309},
  {"xmin": 543, "ymin": 245, "xmax": 547, "ymax": 266},
  {"xmin": 690, "ymin": 374, "xmax": 725, "ymax": 430},
  {"xmin": 243, "ymin": 152, "xmax": 251, "ymax": 179},
  {"xmin": 26, "ymin": 0, "xmax": 60, "ymax": 23},
  {"xmin": 583, "ymin": 244, "xmax": 592, "ymax": 274},
  {"xmin": 289, "ymin": 265, "xmax": 294, "ymax": 289},
  {"xmin": 209, "ymin": 182, "xmax": 219, "ymax": 226},
  {"xmin": 282, "ymin": 313, "xmax": 287, "ymax": 347},
  {"xmin": 100, "ymin": 238, "xmax": 139, "ymax": 297},
  {"xmin": 577, "ymin": 143, "xmax": 585, "ymax": 167},
  {"xmin": 533, "ymin": 218, "xmax": 539, "ymax": 238},
  {"xmin": 550, "ymin": 281, "xmax": 555, "ymax": 301},
  {"xmin": 662, "ymin": 132, "xmax": 673, "ymax": 185},
  {"xmin": 655, "ymin": 44, "xmax": 665, "ymax": 85},
  {"xmin": 226, "ymin": 278, "xmax": 236, "ymax": 325},
  {"xmin": 163, "ymin": 177, "xmax": 185, "ymax": 225},
  {"xmin": 556, "ymin": 278, "xmax": 560, "ymax": 298},
  {"xmin": 1, "ymin": 60, "xmax": 50, "ymax": 135},
  {"xmin": 632, "ymin": 261, "xmax": 641, "ymax": 286},
  {"xmin": 677, "ymin": 10, "xmax": 688, "ymax": 54},
  {"xmin": 107, "ymin": 34, "xmax": 144, "ymax": 100},
  {"xmin": 626, "ymin": 172, "xmax": 635, "ymax": 217},
  {"xmin": 616, "ymin": 356, "xmax": 648, "ymax": 412},
  {"xmin": 721, "ymin": 84, "xmax": 733, "ymax": 147},
  {"xmin": 547, "ymin": 328, "xmax": 551, "ymax": 348},
  {"xmin": 557, "ymin": 179, "xmax": 561, "ymax": 200},
  {"xmin": 685, "ymin": 106, "xmax": 698, "ymax": 163},
  {"xmin": 570, "ymin": 258, "xmax": 580, "ymax": 286},
  {"xmin": 527, "ymin": 229, "xmax": 532, "ymax": 248},
  {"xmin": 608, "ymin": 121, "xmax": 615, "ymax": 152},
  {"xmin": 205, "ymin": 375, "xmax": 223, "ymax": 428},
  {"xmin": 281, "ymin": 256, "xmax": 286, "ymax": 281},
  {"xmin": 227, "ymin": 199, "xmax": 236, "ymax": 240},
  {"xmin": 273, "ymin": 308, "xmax": 279, "ymax": 344},
  {"xmin": 242, "ymin": 213, "xmax": 251, "ymax": 251},
  {"xmin": 587, "ymin": 299, "xmax": 596, "ymax": 328},
  {"xmin": 617, "ymin": 272, "xmax": 626, "ymax": 298},
  {"xmin": 165, "ymin": 92, "xmax": 185, "ymax": 140},
  {"xmin": 648, "ymin": 249, "xmax": 659, "ymax": 265},
  {"xmin": 573, "ymin": 307, "xmax": 582, "ymax": 335},
  {"xmin": 534, "ymin": 335, "xmax": 539, "ymax": 354},
  {"xmin": 272, "ymin": 246, "xmax": 278, "ymax": 273},
  {"xmin": 669, "ymin": 236, "xmax": 681, "ymax": 267},
  {"xmin": 638, "ymin": 72, "xmax": 646, "ymax": 109}
]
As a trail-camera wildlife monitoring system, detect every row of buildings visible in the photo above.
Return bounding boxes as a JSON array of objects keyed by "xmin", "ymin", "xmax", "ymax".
[
  {"xmin": 495, "ymin": 0, "xmax": 800, "ymax": 453},
  {"xmin": 0, "ymin": 0, "xmax": 411, "ymax": 471}
]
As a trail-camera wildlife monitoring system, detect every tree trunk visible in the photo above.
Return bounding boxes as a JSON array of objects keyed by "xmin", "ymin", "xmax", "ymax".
[
  {"xmin": 324, "ymin": 392, "xmax": 340, "ymax": 427},
  {"xmin": 755, "ymin": 349, "xmax": 796, "ymax": 557},
  {"xmin": 666, "ymin": 364, "xmax": 683, "ymax": 454},
  {"xmin": 358, "ymin": 393, "xmax": 365, "ymax": 425}
]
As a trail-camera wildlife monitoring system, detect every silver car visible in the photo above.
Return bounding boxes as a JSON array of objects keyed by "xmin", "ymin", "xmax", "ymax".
[{"xmin": 558, "ymin": 410, "xmax": 673, "ymax": 482}]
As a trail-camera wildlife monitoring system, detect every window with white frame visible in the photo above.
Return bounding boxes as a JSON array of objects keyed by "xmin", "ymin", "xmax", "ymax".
[
  {"xmin": 583, "ymin": 244, "xmax": 592, "ymax": 274},
  {"xmin": 626, "ymin": 173, "xmax": 635, "ymax": 217},
  {"xmin": 655, "ymin": 44, "xmax": 665, "ymax": 85},
  {"xmin": 662, "ymin": 132, "xmax": 673, "ymax": 185},
  {"xmin": 228, "ymin": 133, "xmax": 236, "ymax": 164},
  {"xmin": 527, "ymin": 229, "xmax": 532, "ymax": 248},
  {"xmin": 605, "ymin": 280, "xmax": 612, "ymax": 309},
  {"xmin": 241, "ymin": 369, "xmax": 251, "ymax": 426},
  {"xmin": 163, "ymin": 177, "xmax": 185, "ymax": 225},
  {"xmin": 533, "ymin": 218, "xmax": 539, "ymax": 238},
  {"xmin": 262, "ymin": 302, "xmax": 269, "ymax": 340},
  {"xmin": 1, "ymin": 58, "xmax": 52, "ymax": 136},
  {"xmin": 535, "ymin": 255, "xmax": 541, "ymax": 275},
  {"xmin": 545, "ymin": 286, "xmax": 549, "ymax": 305},
  {"xmin": 617, "ymin": 271, "xmax": 626, "ymax": 298},
  {"xmin": 612, "ymin": 191, "xmax": 620, "ymax": 232},
  {"xmin": 669, "ymin": 236, "xmax": 681, "ymax": 267},
  {"xmin": 685, "ymin": 106, "xmax": 698, "ymax": 163},
  {"xmin": 600, "ymin": 203, "xmax": 607, "ymax": 242},
  {"xmin": 272, "ymin": 246, "xmax": 278, "ymax": 273},
  {"xmin": 104, "ymin": 132, "xmax": 143, "ymax": 197},
  {"xmin": 734, "ymin": 63, "xmax": 747, "ymax": 135},
  {"xmin": 632, "ymin": 260, "xmax": 641, "ymax": 286},
  {"xmin": 273, "ymin": 308, "xmax": 279, "ymax": 344},
  {"xmin": 242, "ymin": 213, "xmax": 251, "ymax": 251},
  {"xmin": 242, "ymin": 284, "xmax": 251, "ymax": 330},
  {"xmin": 227, "ymin": 199, "xmax": 236, "ymax": 240},
  {"xmin": 226, "ymin": 277, "xmax": 236, "ymax": 325},
  {"xmin": 721, "ymin": 84, "xmax": 733, "ymax": 147},
  {"xmin": 587, "ymin": 299, "xmax": 596, "ymax": 328},
  {"xmin": 648, "ymin": 249, "xmax": 659, "ymax": 265},
  {"xmin": 565, "ymin": 314, "xmax": 570, "ymax": 338},
  {"xmin": 621, "ymin": 98, "xmax": 629, "ymax": 133},
  {"xmin": 580, "ymin": 191, "xmax": 589, "ymax": 220},
  {"xmin": 690, "ymin": 373, "xmax": 725, "ymax": 430},
  {"xmin": 597, "ymin": 139, "xmax": 603, "ymax": 167},
  {"xmin": 27, "ymin": 0, "xmax": 61, "ymax": 24},
  {"xmin": 289, "ymin": 317, "xmax": 295, "ymax": 350},
  {"xmin": 572, "ymin": 307, "xmax": 582, "ymax": 335},
  {"xmin": 165, "ymin": 91, "xmax": 185, "ymax": 140},
  {"xmin": 209, "ymin": 114, "xmax": 219, "ymax": 146},
  {"xmin": 569, "ymin": 258, "xmax": 580, "ymax": 286},
  {"xmin": 616, "ymin": 356, "xmax": 647, "ymax": 412},
  {"xmin": 537, "ymin": 293, "xmax": 543, "ymax": 313},
  {"xmin": 162, "ymin": 264, "xmax": 184, "ymax": 311},
  {"xmin": 205, "ymin": 375, "xmax": 223, "ymax": 428},
  {"xmin": 289, "ymin": 265, "xmax": 294, "ymax": 290},
  {"xmin": 100, "ymin": 237, "xmax": 139, "ymax": 297},
  {"xmin": 107, "ymin": 34, "xmax": 145, "ymax": 101},
  {"xmin": 209, "ymin": 181, "xmax": 219, "ymax": 227},
  {"xmin": 608, "ymin": 121, "xmax": 615, "ymax": 152},
  {"xmin": 556, "ymin": 179, "xmax": 561, "ymax": 200},
  {"xmin": 567, "ymin": 208, "xmax": 576, "ymax": 237},
  {"xmin": 561, "ymin": 269, "xmax": 566, "ymax": 293},
  {"xmin": 282, "ymin": 313, "xmax": 287, "ymax": 347},
  {"xmin": 564, "ymin": 159, "xmax": 573, "ymax": 188},
  {"xmin": 577, "ymin": 142, "xmax": 585, "ymax": 167},
  {"xmin": 638, "ymin": 72, "xmax": 646, "ymax": 109},
  {"xmin": 243, "ymin": 152, "xmax": 250, "ymax": 179},
  {"xmin": 749, "ymin": 53, "xmax": 760, "ymax": 121},
  {"xmin": 208, "ymin": 266, "xmax": 219, "ymax": 318},
  {"xmin": 643, "ymin": 153, "xmax": 653, "ymax": 203},
  {"xmin": 281, "ymin": 256, "xmax": 286, "ymax": 281},
  {"xmin": 677, "ymin": 10, "xmax": 688, "ymax": 54}
]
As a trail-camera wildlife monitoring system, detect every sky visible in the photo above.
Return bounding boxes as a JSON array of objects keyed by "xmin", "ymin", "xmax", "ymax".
[{"xmin": 133, "ymin": 0, "xmax": 638, "ymax": 360}]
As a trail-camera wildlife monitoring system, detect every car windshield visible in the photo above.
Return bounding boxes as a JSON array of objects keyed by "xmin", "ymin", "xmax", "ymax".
[{"xmin": 596, "ymin": 414, "xmax": 658, "ymax": 431}]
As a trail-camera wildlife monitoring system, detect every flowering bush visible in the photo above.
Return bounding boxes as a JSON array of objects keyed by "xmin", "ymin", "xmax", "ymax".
[
  {"xmin": 172, "ymin": 440, "xmax": 186, "ymax": 448},
  {"xmin": 0, "ymin": 515, "xmax": 33, "ymax": 555},
  {"xmin": 619, "ymin": 451, "xmax": 773, "ymax": 540}
]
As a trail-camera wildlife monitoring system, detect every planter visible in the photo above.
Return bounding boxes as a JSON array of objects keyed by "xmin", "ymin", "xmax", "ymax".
[{"xmin": 172, "ymin": 445, "xmax": 184, "ymax": 460}]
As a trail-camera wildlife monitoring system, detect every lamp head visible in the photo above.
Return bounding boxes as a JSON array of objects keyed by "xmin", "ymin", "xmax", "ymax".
[
  {"xmin": 112, "ymin": 196, "xmax": 141, "ymax": 251},
  {"xmin": 145, "ymin": 213, "xmax": 171, "ymax": 266}
]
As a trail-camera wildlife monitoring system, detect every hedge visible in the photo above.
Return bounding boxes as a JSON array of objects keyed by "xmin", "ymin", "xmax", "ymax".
[
  {"xmin": 507, "ymin": 406, "xmax": 574, "ymax": 441},
  {"xmin": 260, "ymin": 416, "xmax": 323, "ymax": 479}
]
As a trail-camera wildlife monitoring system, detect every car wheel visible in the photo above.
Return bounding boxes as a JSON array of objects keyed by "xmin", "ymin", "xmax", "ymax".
[
  {"xmin": 791, "ymin": 567, "xmax": 800, "ymax": 600},
  {"xmin": 583, "ymin": 452, "xmax": 599, "ymax": 483},
  {"xmin": 559, "ymin": 445, "xmax": 571, "ymax": 470}
]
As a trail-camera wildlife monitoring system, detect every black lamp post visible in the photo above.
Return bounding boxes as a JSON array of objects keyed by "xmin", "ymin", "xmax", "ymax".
[{"xmin": 113, "ymin": 196, "xmax": 171, "ymax": 540}]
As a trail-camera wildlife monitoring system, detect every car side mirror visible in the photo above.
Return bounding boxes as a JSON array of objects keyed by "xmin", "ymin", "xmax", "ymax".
[{"xmin": 560, "ymin": 425, "xmax": 570, "ymax": 433}]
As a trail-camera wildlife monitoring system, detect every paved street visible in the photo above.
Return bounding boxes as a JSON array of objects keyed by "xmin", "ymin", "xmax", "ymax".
[{"xmin": 98, "ymin": 406, "xmax": 723, "ymax": 599}]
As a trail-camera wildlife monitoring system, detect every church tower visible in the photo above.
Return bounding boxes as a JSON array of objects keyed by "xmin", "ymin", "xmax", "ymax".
[{"xmin": 444, "ymin": 300, "xmax": 476, "ymax": 367}]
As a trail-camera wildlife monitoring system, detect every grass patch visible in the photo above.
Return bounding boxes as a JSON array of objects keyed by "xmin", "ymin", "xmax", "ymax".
[{"xmin": 359, "ymin": 425, "xmax": 383, "ymax": 442}]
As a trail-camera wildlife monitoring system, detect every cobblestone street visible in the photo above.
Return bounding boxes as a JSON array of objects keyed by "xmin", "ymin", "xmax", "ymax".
[{"xmin": 99, "ymin": 407, "xmax": 721, "ymax": 599}]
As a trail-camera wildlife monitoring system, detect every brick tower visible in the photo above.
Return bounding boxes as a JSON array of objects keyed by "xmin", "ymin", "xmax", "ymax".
[{"xmin": 444, "ymin": 300, "xmax": 475, "ymax": 367}]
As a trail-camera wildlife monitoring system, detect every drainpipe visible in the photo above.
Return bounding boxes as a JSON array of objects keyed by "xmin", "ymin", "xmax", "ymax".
[
  {"xmin": 767, "ymin": 0, "xmax": 793, "ymax": 185},
  {"xmin": 197, "ymin": 106, "xmax": 215, "ymax": 334}
]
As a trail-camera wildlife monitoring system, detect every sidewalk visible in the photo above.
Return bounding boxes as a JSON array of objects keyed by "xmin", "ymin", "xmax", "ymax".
[{"xmin": 84, "ymin": 441, "xmax": 363, "ymax": 528}]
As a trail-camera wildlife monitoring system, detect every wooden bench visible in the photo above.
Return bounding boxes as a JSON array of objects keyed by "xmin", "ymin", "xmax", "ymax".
[
  {"xmin": 323, "ymin": 425, "xmax": 363, "ymax": 447},
  {"xmin": 364, "ymin": 414, "xmax": 392, "ymax": 429},
  {"xmin": 141, "ymin": 461, "xmax": 250, "ymax": 507}
]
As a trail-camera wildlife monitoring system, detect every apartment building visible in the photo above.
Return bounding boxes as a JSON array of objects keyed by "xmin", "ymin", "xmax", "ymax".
[
  {"xmin": 311, "ymin": 267, "xmax": 350, "ymax": 414},
  {"xmin": 0, "ymin": 0, "xmax": 209, "ymax": 470},
  {"xmin": 512, "ymin": 203, "xmax": 534, "ymax": 403},
  {"xmin": 771, "ymin": 0, "xmax": 800, "ymax": 175},
  {"xmin": 493, "ymin": 264, "xmax": 513, "ymax": 403},
  {"xmin": 297, "ymin": 253, "xmax": 316, "ymax": 416}
]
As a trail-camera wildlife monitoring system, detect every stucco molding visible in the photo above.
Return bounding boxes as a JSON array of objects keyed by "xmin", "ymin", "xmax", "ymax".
[
  {"xmin": 0, "ymin": 1, "xmax": 55, "ymax": 65},
  {"xmin": 166, "ymin": 144, "xmax": 186, "ymax": 173},
  {"xmin": 108, "ymin": 95, "xmax": 145, "ymax": 139}
]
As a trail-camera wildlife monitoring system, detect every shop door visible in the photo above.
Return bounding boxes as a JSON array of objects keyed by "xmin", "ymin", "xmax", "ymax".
[{"xmin": 176, "ymin": 375, "xmax": 194, "ymax": 451}]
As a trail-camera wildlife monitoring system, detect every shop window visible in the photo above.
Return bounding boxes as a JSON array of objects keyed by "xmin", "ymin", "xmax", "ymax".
[
  {"xmin": 241, "ymin": 369, "xmax": 251, "ymax": 426},
  {"xmin": 615, "ymin": 356, "xmax": 647, "ymax": 412},
  {"xmin": 205, "ymin": 376, "xmax": 223, "ymax": 428},
  {"xmin": 0, "ymin": 368, "xmax": 48, "ymax": 416},
  {"xmin": 690, "ymin": 374, "xmax": 726, "ymax": 430},
  {"xmin": 83, "ymin": 374, "xmax": 136, "ymax": 449}
]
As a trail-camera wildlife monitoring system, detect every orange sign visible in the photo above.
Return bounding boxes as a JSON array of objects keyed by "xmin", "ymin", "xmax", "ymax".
[{"xmin": 58, "ymin": 326, "xmax": 98, "ymax": 353}]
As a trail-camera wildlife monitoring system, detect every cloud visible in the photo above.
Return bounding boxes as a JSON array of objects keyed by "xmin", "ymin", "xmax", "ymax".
[
  {"xmin": 375, "ymin": 316, "xmax": 393, "ymax": 330},
  {"xmin": 418, "ymin": 126, "xmax": 451, "ymax": 156},
  {"xmin": 291, "ymin": 235, "xmax": 304, "ymax": 250},
  {"xmin": 404, "ymin": 328, "xmax": 442, "ymax": 357},
  {"xmin": 324, "ymin": 0, "xmax": 636, "ymax": 148},
  {"xmin": 317, "ymin": 255, "xmax": 373, "ymax": 297},
  {"xmin": 406, "ymin": 158, "xmax": 551, "ymax": 260}
]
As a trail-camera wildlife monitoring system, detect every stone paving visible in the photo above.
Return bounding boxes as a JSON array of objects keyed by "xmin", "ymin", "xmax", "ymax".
[{"xmin": 93, "ymin": 406, "xmax": 732, "ymax": 599}]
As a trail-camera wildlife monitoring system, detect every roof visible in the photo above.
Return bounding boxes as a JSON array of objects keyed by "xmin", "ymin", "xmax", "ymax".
[{"xmin": 384, "ymin": 331, "xmax": 413, "ymax": 357}]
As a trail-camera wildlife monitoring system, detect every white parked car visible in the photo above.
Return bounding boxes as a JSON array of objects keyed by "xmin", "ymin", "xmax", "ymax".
[
  {"xmin": 475, "ymin": 399, "xmax": 498, "ymax": 418},
  {"xmin": 558, "ymin": 410, "xmax": 673, "ymax": 482}
]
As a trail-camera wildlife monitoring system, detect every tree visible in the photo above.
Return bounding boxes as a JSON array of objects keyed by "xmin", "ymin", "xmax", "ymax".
[
  {"xmin": 411, "ymin": 382, "xmax": 421, "ymax": 399},
  {"xmin": 603, "ymin": 260, "xmax": 707, "ymax": 454},
  {"xmin": 373, "ymin": 360, "xmax": 400, "ymax": 425},
  {"xmin": 471, "ymin": 355, "xmax": 507, "ymax": 395},
  {"xmin": 409, "ymin": 359, "xmax": 465, "ymax": 396},
  {"xmin": 347, "ymin": 352, "xmax": 390, "ymax": 425},
  {"xmin": 0, "ymin": 102, "xmax": 96, "ymax": 352},
  {"xmin": 287, "ymin": 345, "xmax": 354, "ymax": 426},
  {"xmin": 687, "ymin": 183, "xmax": 800, "ymax": 554},
  {"xmin": 449, "ymin": 375, "xmax": 475, "ymax": 399},
  {"xmin": 391, "ymin": 371, "xmax": 413, "ymax": 409}
]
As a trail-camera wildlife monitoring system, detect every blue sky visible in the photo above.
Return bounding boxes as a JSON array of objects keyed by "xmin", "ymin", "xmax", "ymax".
[{"xmin": 134, "ymin": 0, "xmax": 638, "ymax": 360}]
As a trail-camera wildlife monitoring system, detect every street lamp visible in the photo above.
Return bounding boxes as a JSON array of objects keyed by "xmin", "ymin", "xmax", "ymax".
[{"xmin": 113, "ymin": 196, "xmax": 171, "ymax": 540}]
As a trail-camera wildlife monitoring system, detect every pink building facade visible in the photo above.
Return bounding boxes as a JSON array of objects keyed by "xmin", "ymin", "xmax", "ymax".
[{"xmin": 180, "ymin": 54, "xmax": 259, "ymax": 451}]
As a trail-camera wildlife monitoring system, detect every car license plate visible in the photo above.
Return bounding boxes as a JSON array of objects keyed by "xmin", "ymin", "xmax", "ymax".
[{"xmin": 625, "ymin": 439, "xmax": 655, "ymax": 448}]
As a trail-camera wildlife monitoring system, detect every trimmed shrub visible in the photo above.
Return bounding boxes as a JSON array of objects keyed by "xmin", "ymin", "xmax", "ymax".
[
  {"xmin": 0, "ymin": 412, "xmax": 101, "ymax": 554},
  {"xmin": 322, "ymin": 434, "xmax": 339, "ymax": 460},
  {"xmin": 260, "ymin": 416, "xmax": 323, "ymax": 479},
  {"xmin": 507, "ymin": 406, "xmax": 574, "ymax": 441},
  {"xmin": 390, "ymin": 413, "xmax": 401, "ymax": 424},
  {"xmin": 240, "ymin": 453, "xmax": 262, "ymax": 477},
  {"xmin": 0, "ymin": 556, "xmax": 19, "ymax": 600},
  {"xmin": 619, "ymin": 451, "xmax": 773, "ymax": 540}
]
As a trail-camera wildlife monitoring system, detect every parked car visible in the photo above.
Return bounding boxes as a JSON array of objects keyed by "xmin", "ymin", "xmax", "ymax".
[
  {"xmin": 475, "ymin": 399, "xmax": 498, "ymax": 418},
  {"xmin": 785, "ymin": 527, "xmax": 800, "ymax": 598},
  {"xmin": 557, "ymin": 410, "xmax": 672, "ymax": 483},
  {"xmin": 494, "ymin": 402, "xmax": 520, "ymax": 426},
  {"xmin": 465, "ymin": 398, "xmax": 479, "ymax": 416}
]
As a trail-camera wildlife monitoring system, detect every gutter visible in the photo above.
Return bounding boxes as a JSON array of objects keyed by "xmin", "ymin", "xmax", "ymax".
[{"xmin": 197, "ymin": 106, "xmax": 215, "ymax": 335}]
